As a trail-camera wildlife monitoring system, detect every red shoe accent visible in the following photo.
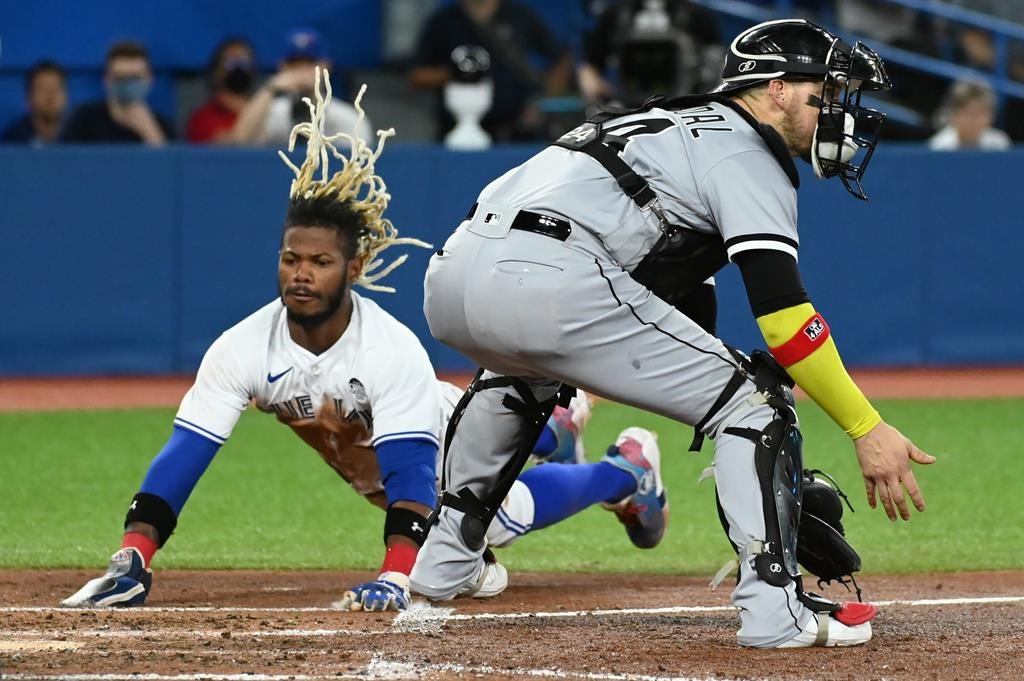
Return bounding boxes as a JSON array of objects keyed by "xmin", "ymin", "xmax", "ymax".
[{"xmin": 835, "ymin": 602, "xmax": 878, "ymax": 626}]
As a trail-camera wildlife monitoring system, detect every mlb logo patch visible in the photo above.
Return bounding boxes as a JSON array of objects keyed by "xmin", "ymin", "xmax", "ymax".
[
  {"xmin": 804, "ymin": 317, "xmax": 825, "ymax": 341},
  {"xmin": 349, "ymin": 377, "xmax": 368, "ymax": 403},
  {"xmin": 484, "ymin": 212, "xmax": 502, "ymax": 225}
]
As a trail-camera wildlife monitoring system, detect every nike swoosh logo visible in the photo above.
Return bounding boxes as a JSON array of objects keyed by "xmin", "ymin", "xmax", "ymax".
[{"xmin": 267, "ymin": 367, "xmax": 293, "ymax": 383}]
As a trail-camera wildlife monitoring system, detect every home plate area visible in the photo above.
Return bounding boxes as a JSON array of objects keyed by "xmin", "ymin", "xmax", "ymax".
[{"xmin": 1, "ymin": 570, "xmax": 1022, "ymax": 680}]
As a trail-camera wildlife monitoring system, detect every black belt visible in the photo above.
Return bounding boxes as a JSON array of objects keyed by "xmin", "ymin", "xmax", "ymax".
[{"xmin": 465, "ymin": 202, "xmax": 571, "ymax": 242}]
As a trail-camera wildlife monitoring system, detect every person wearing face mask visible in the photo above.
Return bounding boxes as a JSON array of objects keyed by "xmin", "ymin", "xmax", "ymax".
[
  {"xmin": 186, "ymin": 38, "xmax": 259, "ymax": 144},
  {"xmin": 230, "ymin": 28, "xmax": 373, "ymax": 146},
  {"xmin": 61, "ymin": 41, "xmax": 173, "ymax": 145}
]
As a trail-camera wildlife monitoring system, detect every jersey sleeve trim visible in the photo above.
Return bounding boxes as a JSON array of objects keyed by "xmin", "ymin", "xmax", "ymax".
[
  {"xmin": 372, "ymin": 430, "xmax": 440, "ymax": 448},
  {"xmin": 724, "ymin": 233, "xmax": 799, "ymax": 262},
  {"xmin": 172, "ymin": 417, "xmax": 228, "ymax": 445}
]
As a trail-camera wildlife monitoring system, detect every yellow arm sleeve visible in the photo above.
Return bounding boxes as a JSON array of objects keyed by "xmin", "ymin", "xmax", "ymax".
[{"xmin": 756, "ymin": 303, "xmax": 880, "ymax": 439}]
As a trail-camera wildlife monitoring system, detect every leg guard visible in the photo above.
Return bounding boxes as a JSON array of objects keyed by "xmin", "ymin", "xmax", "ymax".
[
  {"xmin": 715, "ymin": 351, "xmax": 843, "ymax": 616},
  {"xmin": 723, "ymin": 414, "xmax": 802, "ymax": 587},
  {"xmin": 432, "ymin": 369, "xmax": 574, "ymax": 552}
]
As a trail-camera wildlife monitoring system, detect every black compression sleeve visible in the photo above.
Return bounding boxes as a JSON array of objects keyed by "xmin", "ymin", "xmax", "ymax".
[
  {"xmin": 733, "ymin": 250, "xmax": 809, "ymax": 317},
  {"xmin": 124, "ymin": 492, "xmax": 177, "ymax": 547},
  {"xmin": 384, "ymin": 506, "xmax": 429, "ymax": 547},
  {"xmin": 673, "ymin": 283, "xmax": 718, "ymax": 335}
]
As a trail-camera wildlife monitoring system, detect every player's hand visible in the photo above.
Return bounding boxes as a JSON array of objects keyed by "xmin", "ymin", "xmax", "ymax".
[
  {"xmin": 853, "ymin": 421, "xmax": 936, "ymax": 521},
  {"xmin": 61, "ymin": 548, "xmax": 153, "ymax": 607},
  {"xmin": 337, "ymin": 571, "xmax": 410, "ymax": 612}
]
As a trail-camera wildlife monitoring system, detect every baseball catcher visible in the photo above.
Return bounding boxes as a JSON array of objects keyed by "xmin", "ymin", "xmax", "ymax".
[{"xmin": 411, "ymin": 18, "xmax": 935, "ymax": 648}]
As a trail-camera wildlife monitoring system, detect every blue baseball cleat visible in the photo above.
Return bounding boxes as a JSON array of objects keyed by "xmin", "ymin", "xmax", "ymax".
[
  {"xmin": 601, "ymin": 427, "xmax": 670, "ymax": 549},
  {"xmin": 537, "ymin": 391, "xmax": 592, "ymax": 465},
  {"xmin": 62, "ymin": 547, "xmax": 152, "ymax": 607}
]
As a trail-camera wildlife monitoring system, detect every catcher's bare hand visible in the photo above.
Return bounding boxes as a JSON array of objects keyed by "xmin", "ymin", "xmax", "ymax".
[{"xmin": 853, "ymin": 421, "xmax": 936, "ymax": 521}]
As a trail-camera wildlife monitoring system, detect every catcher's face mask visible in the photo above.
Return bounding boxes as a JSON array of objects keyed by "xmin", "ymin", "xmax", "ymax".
[{"xmin": 809, "ymin": 41, "xmax": 890, "ymax": 200}]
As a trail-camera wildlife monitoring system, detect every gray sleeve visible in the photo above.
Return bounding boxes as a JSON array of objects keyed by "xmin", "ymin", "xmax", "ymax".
[{"xmin": 698, "ymin": 150, "xmax": 800, "ymax": 262}]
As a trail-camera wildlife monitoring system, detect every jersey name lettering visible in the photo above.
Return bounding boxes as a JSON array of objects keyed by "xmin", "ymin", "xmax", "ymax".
[
  {"xmin": 271, "ymin": 394, "xmax": 315, "ymax": 420},
  {"xmin": 676, "ymin": 106, "xmax": 733, "ymax": 139}
]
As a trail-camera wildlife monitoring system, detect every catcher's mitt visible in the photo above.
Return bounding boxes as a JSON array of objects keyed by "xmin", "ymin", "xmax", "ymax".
[{"xmin": 797, "ymin": 469, "xmax": 863, "ymax": 595}]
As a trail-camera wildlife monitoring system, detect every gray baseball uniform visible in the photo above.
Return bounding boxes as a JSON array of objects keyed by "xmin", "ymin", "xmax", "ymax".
[{"xmin": 410, "ymin": 99, "xmax": 810, "ymax": 647}]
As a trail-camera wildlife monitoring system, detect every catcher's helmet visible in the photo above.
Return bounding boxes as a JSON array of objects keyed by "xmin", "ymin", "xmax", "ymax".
[{"xmin": 713, "ymin": 19, "xmax": 892, "ymax": 199}]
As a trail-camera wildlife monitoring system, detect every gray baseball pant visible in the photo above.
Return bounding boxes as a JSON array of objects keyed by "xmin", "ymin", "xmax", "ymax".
[{"xmin": 409, "ymin": 214, "xmax": 812, "ymax": 647}]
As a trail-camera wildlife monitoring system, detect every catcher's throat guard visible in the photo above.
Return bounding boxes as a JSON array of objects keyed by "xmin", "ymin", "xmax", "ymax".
[{"xmin": 808, "ymin": 40, "xmax": 889, "ymax": 200}]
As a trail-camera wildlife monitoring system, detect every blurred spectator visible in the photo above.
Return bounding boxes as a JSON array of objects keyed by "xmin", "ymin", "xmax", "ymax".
[
  {"xmin": 409, "ymin": 0, "xmax": 572, "ymax": 142},
  {"xmin": 929, "ymin": 79, "xmax": 1012, "ymax": 150},
  {"xmin": 1, "ymin": 60, "xmax": 67, "ymax": 145},
  {"xmin": 231, "ymin": 28, "xmax": 372, "ymax": 146},
  {"xmin": 579, "ymin": 0, "xmax": 721, "ymax": 105},
  {"xmin": 61, "ymin": 41, "xmax": 172, "ymax": 145},
  {"xmin": 186, "ymin": 38, "xmax": 258, "ymax": 144},
  {"xmin": 944, "ymin": 2, "xmax": 1024, "ymax": 82},
  {"xmin": 836, "ymin": 0, "xmax": 921, "ymax": 46},
  {"xmin": 943, "ymin": 1, "xmax": 1024, "ymax": 142},
  {"xmin": 835, "ymin": 0, "xmax": 946, "ymax": 117}
]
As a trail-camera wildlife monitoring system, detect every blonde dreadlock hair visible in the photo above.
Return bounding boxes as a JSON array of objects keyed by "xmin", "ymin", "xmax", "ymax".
[{"xmin": 278, "ymin": 67, "xmax": 430, "ymax": 292}]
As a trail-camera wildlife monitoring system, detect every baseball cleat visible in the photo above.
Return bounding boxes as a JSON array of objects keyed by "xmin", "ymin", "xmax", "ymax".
[
  {"xmin": 537, "ymin": 390, "xmax": 592, "ymax": 465},
  {"xmin": 600, "ymin": 427, "xmax": 669, "ymax": 549},
  {"xmin": 775, "ymin": 607, "xmax": 876, "ymax": 648},
  {"xmin": 457, "ymin": 561, "xmax": 509, "ymax": 599},
  {"xmin": 456, "ymin": 549, "xmax": 509, "ymax": 599},
  {"xmin": 62, "ymin": 547, "xmax": 152, "ymax": 608}
]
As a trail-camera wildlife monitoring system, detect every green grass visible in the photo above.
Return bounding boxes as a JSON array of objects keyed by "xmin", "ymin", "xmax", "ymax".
[{"xmin": 1, "ymin": 399, "xmax": 1022, "ymax": 575}]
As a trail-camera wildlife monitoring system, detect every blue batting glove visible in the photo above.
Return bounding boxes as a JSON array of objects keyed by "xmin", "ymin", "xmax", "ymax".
[{"xmin": 337, "ymin": 571, "xmax": 411, "ymax": 612}]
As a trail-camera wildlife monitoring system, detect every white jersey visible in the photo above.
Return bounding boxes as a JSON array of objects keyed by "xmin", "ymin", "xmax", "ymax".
[
  {"xmin": 174, "ymin": 292, "xmax": 441, "ymax": 451},
  {"xmin": 173, "ymin": 301, "xmax": 533, "ymax": 546}
]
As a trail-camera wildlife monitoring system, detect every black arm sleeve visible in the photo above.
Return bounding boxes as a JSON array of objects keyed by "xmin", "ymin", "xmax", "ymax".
[
  {"xmin": 673, "ymin": 282, "xmax": 718, "ymax": 335},
  {"xmin": 733, "ymin": 249, "xmax": 809, "ymax": 318}
]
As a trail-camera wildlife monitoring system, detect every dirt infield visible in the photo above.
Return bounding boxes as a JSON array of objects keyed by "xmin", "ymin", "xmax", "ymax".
[
  {"xmin": 2, "ymin": 367, "xmax": 1024, "ymax": 412},
  {"xmin": 2, "ymin": 375, "xmax": 1022, "ymax": 679},
  {"xmin": 1, "ymin": 569, "xmax": 1022, "ymax": 680}
]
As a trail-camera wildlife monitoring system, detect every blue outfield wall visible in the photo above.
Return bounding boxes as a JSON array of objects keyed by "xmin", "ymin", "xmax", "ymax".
[{"xmin": 0, "ymin": 144, "xmax": 1021, "ymax": 376}]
